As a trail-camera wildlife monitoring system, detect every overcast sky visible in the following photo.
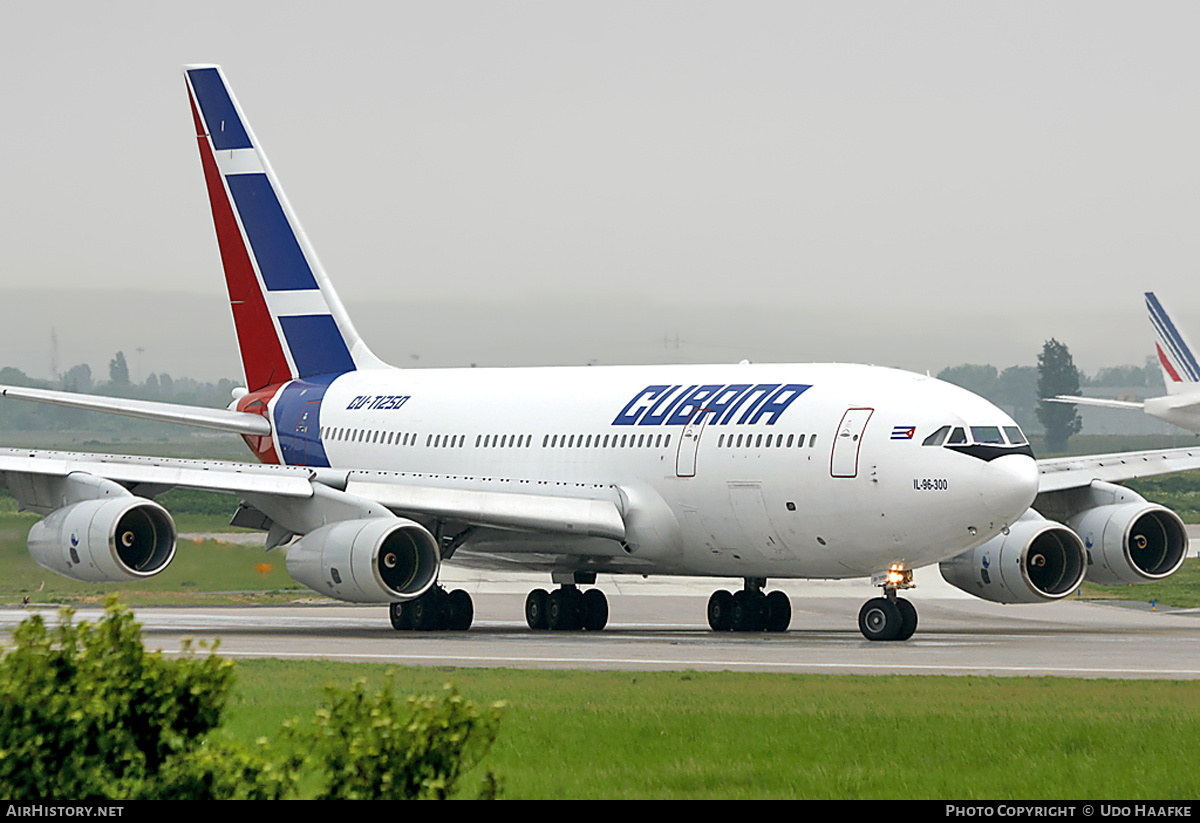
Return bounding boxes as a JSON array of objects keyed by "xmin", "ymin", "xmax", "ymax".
[{"xmin": 2, "ymin": 2, "xmax": 1199, "ymax": 384}]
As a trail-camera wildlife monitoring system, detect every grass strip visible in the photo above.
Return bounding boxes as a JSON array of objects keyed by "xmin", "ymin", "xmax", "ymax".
[{"xmin": 221, "ymin": 660, "xmax": 1200, "ymax": 800}]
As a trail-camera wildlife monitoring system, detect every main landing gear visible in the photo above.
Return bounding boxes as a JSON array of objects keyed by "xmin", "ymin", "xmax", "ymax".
[
  {"xmin": 525, "ymin": 585, "xmax": 609, "ymax": 631},
  {"xmin": 525, "ymin": 572, "xmax": 609, "ymax": 631},
  {"xmin": 707, "ymin": 578, "xmax": 791, "ymax": 632},
  {"xmin": 857, "ymin": 565, "xmax": 917, "ymax": 641},
  {"xmin": 389, "ymin": 585, "xmax": 474, "ymax": 631}
]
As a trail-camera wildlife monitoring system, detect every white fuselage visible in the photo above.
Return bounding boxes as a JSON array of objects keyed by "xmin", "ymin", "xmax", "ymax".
[{"xmin": 259, "ymin": 361, "xmax": 1039, "ymax": 580}]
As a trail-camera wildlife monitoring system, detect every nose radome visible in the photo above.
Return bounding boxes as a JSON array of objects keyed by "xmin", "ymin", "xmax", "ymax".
[{"xmin": 981, "ymin": 453, "xmax": 1039, "ymax": 523}]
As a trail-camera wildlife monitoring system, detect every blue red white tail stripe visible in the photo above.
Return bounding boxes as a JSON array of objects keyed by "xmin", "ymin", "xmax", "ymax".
[{"xmin": 183, "ymin": 65, "xmax": 379, "ymax": 394}]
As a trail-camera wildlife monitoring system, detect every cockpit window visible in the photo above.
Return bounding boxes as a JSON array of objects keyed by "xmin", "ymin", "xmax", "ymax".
[
  {"xmin": 922, "ymin": 425, "xmax": 950, "ymax": 446},
  {"xmin": 1003, "ymin": 426, "xmax": 1027, "ymax": 445},
  {"xmin": 970, "ymin": 426, "xmax": 1004, "ymax": 445},
  {"xmin": 923, "ymin": 423, "xmax": 1030, "ymax": 450}
]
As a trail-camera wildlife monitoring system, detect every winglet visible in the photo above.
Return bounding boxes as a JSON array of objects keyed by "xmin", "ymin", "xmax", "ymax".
[
  {"xmin": 1145, "ymin": 292, "xmax": 1200, "ymax": 395},
  {"xmin": 183, "ymin": 65, "xmax": 387, "ymax": 392}
]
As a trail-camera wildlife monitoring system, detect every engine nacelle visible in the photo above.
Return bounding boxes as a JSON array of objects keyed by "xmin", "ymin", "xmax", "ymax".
[
  {"xmin": 1068, "ymin": 503, "xmax": 1187, "ymax": 586},
  {"xmin": 29, "ymin": 498, "xmax": 177, "ymax": 583},
  {"xmin": 939, "ymin": 511, "xmax": 1086, "ymax": 604},
  {"xmin": 285, "ymin": 517, "xmax": 440, "ymax": 603}
]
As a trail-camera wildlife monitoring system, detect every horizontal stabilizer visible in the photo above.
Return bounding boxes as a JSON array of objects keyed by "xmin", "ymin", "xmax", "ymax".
[{"xmin": 0, "ymin": 385, "xmax": 272, "ymax": 436}]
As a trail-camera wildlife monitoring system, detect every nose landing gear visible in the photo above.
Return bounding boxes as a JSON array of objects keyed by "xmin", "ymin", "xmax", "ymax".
[{"xmin": 858, "ymin": 565, "xmax": 917, "ymax": 641}]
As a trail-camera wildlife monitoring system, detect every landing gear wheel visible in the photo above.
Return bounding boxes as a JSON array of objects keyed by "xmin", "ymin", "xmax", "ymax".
[
  {"xmin": 547, "ymin": 587, "xmax": 582, "ymax": 631},
  {"xmin": 525, "ymin": 588, "xmax": 549, "ymax": 630},
  {"xmin": 389, "ymin": 601, "xmax": 412, "ymax": 631},
  {"xmin": 764, "ymin": 590, "xmax": 791, "ymax": 633},
  {"xmin": 707, "ymin": 590, "xmax": 733, "ymax": 631},
  {"xmin": 410, "ymin": 588, "xmax": 445, "ymax": 631},
  {"xmin": 581, "ymin": 588, "xmax": 609, "ymax": 631},
  {"xmin": 731, "ymin": 590, "xmax": 765, "ymax": 631},
  {"xmin": 445, "ymin": 589, "xmax": 474, "ymax": 631},
  {"xmin": 894, "ymin": 597, "xmax": 917, "ymax": 641},
  {"xmin": 858, "ymin": 597, "xmax": 902, "ymax": 641}
]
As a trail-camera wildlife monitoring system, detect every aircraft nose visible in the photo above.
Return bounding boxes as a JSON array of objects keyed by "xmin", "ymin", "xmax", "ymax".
[{"xmin": 981, "ymin": 453, "xmax": 1039, "ymax": 522}]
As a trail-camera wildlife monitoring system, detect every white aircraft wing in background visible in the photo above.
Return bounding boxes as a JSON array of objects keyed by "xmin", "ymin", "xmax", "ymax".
[{"xmin": 1053, "ymin": 292, "xmax": 1200, "ymax": 433}]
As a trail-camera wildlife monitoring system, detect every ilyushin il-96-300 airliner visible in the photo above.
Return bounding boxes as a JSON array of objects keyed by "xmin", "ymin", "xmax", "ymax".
[{"xmin": 1, "ymin": 66, "xmax": 1197, "ymax": 641}]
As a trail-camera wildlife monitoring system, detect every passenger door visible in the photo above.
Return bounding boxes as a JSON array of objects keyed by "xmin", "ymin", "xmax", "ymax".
[
  {"xmin": 830, "ymin": 407, "xmax": 873, "ymax": 478},
  {"xmin": 675, "ymin": 408, "xmax": 712, "ymax": 477}
]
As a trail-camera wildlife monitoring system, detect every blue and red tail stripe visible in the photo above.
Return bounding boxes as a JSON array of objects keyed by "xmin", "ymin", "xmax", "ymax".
[
  {"xmin": 184, "ymin": 65, "xmax": 374, "ymax": 394},
  {"xmin": 1146, "ymin": 292, "xmax": 1200, "ymax": 384},
  {"xmin": 185, "ymin": 64, "xmax": 389, "ymax": 467},
  {"xmin": 187, "ymin": 87, "xmax": 290, "ymax": 392}
]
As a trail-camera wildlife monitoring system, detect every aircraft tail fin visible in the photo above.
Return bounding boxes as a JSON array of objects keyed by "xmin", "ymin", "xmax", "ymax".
[
  {"xmin": 183, "ymin": 65, "xmax": 386, "ymax": 392},
  {"xmin": 1146, "ymin": 292, "xmax": 1200, "ymax": 395}
]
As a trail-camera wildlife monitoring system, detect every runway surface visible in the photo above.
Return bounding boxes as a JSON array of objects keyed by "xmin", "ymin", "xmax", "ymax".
[{"xmin": 3, "ymin": 574, "xmax": 1198, "ymax": 679}]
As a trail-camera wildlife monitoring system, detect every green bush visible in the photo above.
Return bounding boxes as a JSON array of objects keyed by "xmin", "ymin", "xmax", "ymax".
[
  {"xmin": 0, "ymin": 600, "xmax": 504, "ymax": 799},
  {"xmin": 0, "ymin": 598, "xmax": 289, "ymax": 799},
  {"xmin": 290, "ymin": 676, "xmax": 505, "ymax": 799}
]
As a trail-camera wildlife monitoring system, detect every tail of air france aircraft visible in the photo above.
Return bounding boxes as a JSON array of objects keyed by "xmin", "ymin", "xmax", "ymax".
[
  {"xmin": 1145, "ymin": 292, "xmax": 1200, "ymax": 395},
  {"xmin": 183, "ymin": 65, "xmax": 387, "ymax": 393}
]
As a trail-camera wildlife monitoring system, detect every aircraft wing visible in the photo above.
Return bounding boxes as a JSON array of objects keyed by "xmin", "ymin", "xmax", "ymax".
[
  {"xmin": 335, "ymin": 473, "xmax": 626, "ymax": 540},
  {"xmin": 0, "ymin": 448, "xmax": 625, "ymax": 541},
  {"xmin": 1049, "ymin": 394, "xmax": 1144, "ymax": 411},
  {"xmin": 1036, "ymin": 446, "xmax": 1200, "ymax": 493},
  {"xmin": 0, "ymin": 448, "xmax": 313, "ymax": 513},
  {"xmin": 1050, "ymin": 391, "xmax": 1200, "ymax": 433}
]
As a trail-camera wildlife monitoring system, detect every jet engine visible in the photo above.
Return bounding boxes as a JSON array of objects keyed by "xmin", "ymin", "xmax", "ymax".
[
  {"xmin": 28, "ymin": 497, "xmax": 177, "ymax": 583},
  {"xmin": 1068, "ymin": 502, "xmax": 1187, "ymax": 586},
  {"xmin": 939, "ymin": 510, "xmax": 1086, "ymax": 604},
  {"xmin": 285, "ymin": 517, "xmax": 440, "ymax": 603}
]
